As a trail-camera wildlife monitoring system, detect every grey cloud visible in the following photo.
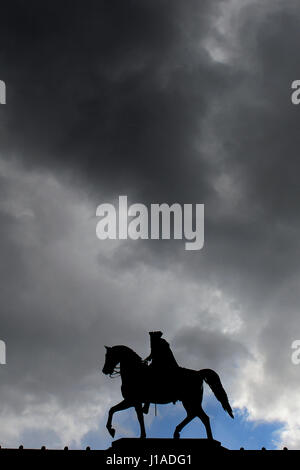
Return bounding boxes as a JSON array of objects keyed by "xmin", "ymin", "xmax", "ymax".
[{"xmin": 173, "ymin": 326, "xmax": 251, "ymax": 370}]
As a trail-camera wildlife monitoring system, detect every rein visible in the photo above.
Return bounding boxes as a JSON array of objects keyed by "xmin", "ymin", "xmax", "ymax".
[{"xmin": 109, "ymin": 365, "xmax": 121, "ymax": 378}]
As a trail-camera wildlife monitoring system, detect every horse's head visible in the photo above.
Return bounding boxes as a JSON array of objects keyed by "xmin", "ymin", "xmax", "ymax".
[
  {"xmin": 102, "ymin": 346, "xmax": 120, "ymax": 375},
  {"xmin": 102, "ymin": 345, "xmax": 143, "ymax": 376}
]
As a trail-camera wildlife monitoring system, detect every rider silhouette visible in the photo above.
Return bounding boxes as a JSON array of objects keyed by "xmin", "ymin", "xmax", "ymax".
[
  {"xmin": 145, "ymin": 331, "xmax": 178, "ymax": 370},
  {"xmin": 143, "ymin": 331, "xmax": 178, "ymax": 414}
]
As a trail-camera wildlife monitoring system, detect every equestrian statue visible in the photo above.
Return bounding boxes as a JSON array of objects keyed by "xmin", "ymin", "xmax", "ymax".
[{"xmin": 102, "ymin": 331, "xmax": 234, "ymax": 439}]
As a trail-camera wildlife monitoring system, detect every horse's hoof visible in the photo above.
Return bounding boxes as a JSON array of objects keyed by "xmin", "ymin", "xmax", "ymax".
[
  {"xmin": 173, "ymin": 432, "xmax": 180, "ymax": 439},
  {"xmin": 140, "ymin": 435, "xmax": 146, "ymax": 439},
  {"xmin": 108, "ymin": 428, "xmax": 115, "ymax": 438}
]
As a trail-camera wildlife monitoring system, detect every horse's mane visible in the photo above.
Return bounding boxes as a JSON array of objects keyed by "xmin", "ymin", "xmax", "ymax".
[{"xmin": 112, "ymin": 345, "xmax": 143, "ymax": 363}]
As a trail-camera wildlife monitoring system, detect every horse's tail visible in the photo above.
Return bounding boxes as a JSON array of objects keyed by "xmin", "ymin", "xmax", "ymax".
[{"xmin": 199, "ymin": 369, "xmax": 234, "ymax": 419}]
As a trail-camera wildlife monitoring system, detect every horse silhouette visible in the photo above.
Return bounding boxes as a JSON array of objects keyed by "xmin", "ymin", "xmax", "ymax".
[{"xmin": 102, "ymin": 345, "xmax": 234, "ymax": 439}]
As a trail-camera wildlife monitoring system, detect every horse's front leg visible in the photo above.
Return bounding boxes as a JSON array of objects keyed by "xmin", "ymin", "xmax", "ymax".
[
  {"xmin": 135, "ymin": 403, "xmax": 146, "ymax": 439},
  {"xmin": 106, "ymin": 399, "xmax": 132, "ymax": 438}
]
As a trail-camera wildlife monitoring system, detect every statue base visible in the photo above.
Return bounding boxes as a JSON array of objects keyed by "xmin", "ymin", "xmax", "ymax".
[{"xmin": 110, "ymin": 437, "xmax": 225, "ymax": 453}]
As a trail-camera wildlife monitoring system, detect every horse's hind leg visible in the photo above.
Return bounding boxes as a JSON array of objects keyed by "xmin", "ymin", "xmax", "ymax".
[
  {"xmin": 197, "ymin": 406, "xmax": 213, "ymax": 440},
  {"xmin": 106, "ymin": 399, "xmax": 132, "ymax": 438},
  {"xmin": 173, "ymin": 407, "xmax": 195, "ymax": 439},
  {"xmin": 135, "ymin": 403, "xmax": 146, "ymax": 439}
]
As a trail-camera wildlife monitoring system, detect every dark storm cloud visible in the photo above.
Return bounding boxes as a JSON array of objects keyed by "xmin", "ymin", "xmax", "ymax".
[
  {"xmin": 200, "ymin": 3, "xmax": 300, "ymax": 299},
  {"xmin": 0, "ymin": 0, "xmax": 228, "ymax": 203},
  {"xmin": 1, "ymin": 0, "xmax": 299, "ymax": 275}
]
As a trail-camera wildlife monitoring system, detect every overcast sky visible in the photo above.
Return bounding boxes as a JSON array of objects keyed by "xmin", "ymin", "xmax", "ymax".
[{"xmin": 1, "ymin": 0, "xmax": 300, "ymax": 450}]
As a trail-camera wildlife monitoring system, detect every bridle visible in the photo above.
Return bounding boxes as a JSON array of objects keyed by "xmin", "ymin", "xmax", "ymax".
[{"xmin": 109, "ymin": 364, "xmax": 120, "ymax": 378}]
